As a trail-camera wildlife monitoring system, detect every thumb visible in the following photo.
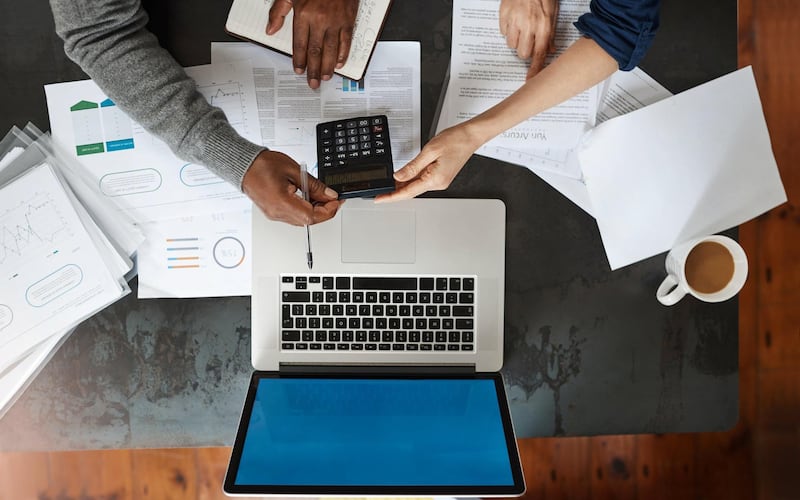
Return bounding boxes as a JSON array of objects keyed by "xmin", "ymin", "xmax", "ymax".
[
  {"xmin": 395, "ymin": 147, "xmax": 439, "ymax": 181},
  {"xmin": 305, "ymin": 173, "xmax": 339, "ymax": 202},
  {"xmin": 267, "ymin": 0, "xmax": 293, "ymax": 35}
]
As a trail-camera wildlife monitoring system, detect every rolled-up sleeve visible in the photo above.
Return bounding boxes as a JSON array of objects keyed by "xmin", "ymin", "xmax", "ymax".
[{"xmin": 574, "ymin": 0, "xmax": 661, "ymax": 71}]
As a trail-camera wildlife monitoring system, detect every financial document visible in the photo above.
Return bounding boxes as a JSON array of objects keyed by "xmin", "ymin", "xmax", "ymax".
[
  {"xmin": 137, "ymin": 209, "xmax": 252, "ymax": 298},
  {"xmin": 438, "ymin": 0, "xmax": 597, "ymax": 180},
  {"xmin": 0, "ymin": 163, "xmax": 127, "ymax": 372},
  {"xmin": 211, "ymin": 41, "xmax": 421, "ymax": 177},
  {"xmin": 44, "ymin": 61, "xmax": 260, "ymax": 223}
]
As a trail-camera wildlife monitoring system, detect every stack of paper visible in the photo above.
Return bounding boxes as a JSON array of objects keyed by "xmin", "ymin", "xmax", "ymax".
[{"xmin": 0, "ymin": 124, "xmax": 139, "ymax": 418}]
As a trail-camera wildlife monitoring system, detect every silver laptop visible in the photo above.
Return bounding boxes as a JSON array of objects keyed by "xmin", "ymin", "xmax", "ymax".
[
  {"xmin": 251, "ymin": 197, "xmax": 507, "ymax": 372},
  {"xmin": 226, "ymin": 198, "xmax": 523, "ymax": 497}
]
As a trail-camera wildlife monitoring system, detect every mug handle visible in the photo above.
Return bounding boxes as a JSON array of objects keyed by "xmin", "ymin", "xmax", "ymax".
[{"xmin": 656, "ymin": 275, "xmax": 686, "ymax": 306}]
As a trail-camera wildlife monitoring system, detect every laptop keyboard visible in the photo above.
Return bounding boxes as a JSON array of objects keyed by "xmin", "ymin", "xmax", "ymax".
[{"xmin": 280, "ymin": 275, "xmax": 476, "ymax": 353}]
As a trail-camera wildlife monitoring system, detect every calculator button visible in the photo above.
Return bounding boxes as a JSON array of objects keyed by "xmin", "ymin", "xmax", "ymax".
[
  {"xmin": 375, "ymin": 148, "xmax": 386, "ymax": 155},
  {"xmin": 361, "ymin": 142, "xmax": 371, "ymax": 149},
  {"xmin": 335, "ymin": 138, "xmax": 346, "ymax": 145},
  {"xmin": 360, "ymin": 134, "xmax": 370, "ymax": 142},
  {"xmin": 320, "ymin": 126, "xmax": 333, "ymax": 138},
  {"xmin": 372, "ymin": 125, "xmax": 384, "ymax": 133},
  {"xmin": 322, "ymin": 146, "xmax": 332, "ymax": 154},
  {"xmin": 336, "ymin": 145, "xmax": 346, "ymax": 153},
  {"xmin": 362, "ymin": 149, "xmax": 372, "ymax": 157},
  {"xmin": 334, "ymin": 122, "xmax": 345, "ymax": 130},
  {"xmin": 347, "ymin": 128, "xmax": 358, "ymax": 136},
  {"xmin": 346, "ymin": 120, "xmax": 357, "ymax": 128},
  {"xmin": 348, "ymin": 151, "xmax": 360, "ymax": 158},
  {"xmin": 373, "ymin": 132, "xmax": 385, "ymax": 140},
  {"xmin": 348, "ymin": 143, "xmax": 359, "ymax": 151},
  {"xmin": 322, "ymin": 139, "xmax": 333, "ymax": 146},
  {"xmin": 372, "ymin": 117, "xmax": 383, "ymax": 125},
  {"xmin": 335, "ymin": 130, "xmax": 346, "ymax": 137},
  {"xmin": 348, "ymin": 136, "xmax": 358, "ymax": 143},
  {"xmin": 322, "ymin": 161, "xmax": 333, "ymax": 168},
  {"xmin": 359, "ymin": 126, "xmax": 370, "ymax": 134},
  {"xmin": 336, "ymin": 152, "xmax": 347, "ymax": 159},
  {"xmin": 358, "ymin": 119, "xmax": 369, "ymax": 126},
  {"xmin": 374, "ymin": 140, "xmax": 385, "ymax": 147}
]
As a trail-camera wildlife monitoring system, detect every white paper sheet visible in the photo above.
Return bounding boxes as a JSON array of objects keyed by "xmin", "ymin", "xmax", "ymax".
[
  {"xmin": 0, "ymin": 163, "xmax": 126, "ymax": 372},
  {"xmin": 45, "ymin": 60, "xmax": 260, "ymax": 223},
  {"xmin": 211, "ymin": 41, "xmax": 421, "ymax": 178},
  {"xmin": 579, "ymin": 66, "xmax": 787, "ymax": 269},
  {"xmin": 136, "ymin": 209, "xmax": 252, "ymax": 298}
]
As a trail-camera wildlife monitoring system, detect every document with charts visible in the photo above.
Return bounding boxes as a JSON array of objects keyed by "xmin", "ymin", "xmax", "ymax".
[
  {"xmin": 137, "ymin": 209, "xmax": 252, "ymax": 298},
  {"xmin": 212, "ymin": 41, "xmax": 421, "ymax": 178},
  {"xmin": 0, "ymin": 163, "xmax": 127, "ymax": 372},
  {"xmin": 225, "ymin": 0, "xmax": 392, "ymax": 81},
  {"xmin": 44, "ymin": 61, "xmax": 260, "ymax": 223}
]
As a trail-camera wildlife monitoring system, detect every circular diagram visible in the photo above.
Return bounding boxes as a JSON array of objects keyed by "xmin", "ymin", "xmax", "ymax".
[{"xmin": 213, "ymin": 236, "xmax": 245, "ymax": 269}]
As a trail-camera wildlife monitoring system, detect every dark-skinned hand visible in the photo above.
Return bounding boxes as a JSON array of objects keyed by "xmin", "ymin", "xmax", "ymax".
[
  {"xmin": 267, "ymin": 0, "xmax": 359, "ymax": 89},
  {"xmin": 242, "ymin": 150, "xmax": 343, "ymax": 226}
]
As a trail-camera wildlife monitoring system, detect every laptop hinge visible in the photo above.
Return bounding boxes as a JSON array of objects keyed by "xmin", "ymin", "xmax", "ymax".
[{"xmin": 278, "ymin": 364, "xmax": 476, "ymax": 375}]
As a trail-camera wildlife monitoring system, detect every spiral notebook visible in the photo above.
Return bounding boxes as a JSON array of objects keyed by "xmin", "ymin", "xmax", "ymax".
[{"xmin": 225, "ymin": 0, "xmax": 393, "ymax": 81}]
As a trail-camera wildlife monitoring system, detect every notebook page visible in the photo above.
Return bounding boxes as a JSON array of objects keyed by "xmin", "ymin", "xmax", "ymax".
[{"xmin": 225, "ymin": 0, "xmax": 392, "ymax": 80}]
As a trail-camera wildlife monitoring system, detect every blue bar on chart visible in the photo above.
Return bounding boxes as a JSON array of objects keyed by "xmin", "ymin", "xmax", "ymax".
[
  {"xmin": 342, "ymin": 77, "xmax": 365, "ymax": 92},
  {"xmin": 100, "ymin": 99, "xmax": 135, "ymax": 152}
]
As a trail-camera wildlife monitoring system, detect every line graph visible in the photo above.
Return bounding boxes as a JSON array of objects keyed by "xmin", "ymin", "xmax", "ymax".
[
  {"xmin": 198, "ymin": 82, "xmax": 245, "ymax": 126},
  {"xmin": 0, "ymin": 193, "xmax": 72, "ymax": 267}
]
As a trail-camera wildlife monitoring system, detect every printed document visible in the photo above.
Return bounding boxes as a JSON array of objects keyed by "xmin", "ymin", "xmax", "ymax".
[
  {"xmin": 137, "ymin": 209, "xmax": 252, "ymax": 298},
  {"xmin": 0, "ymin": 164, "xmax": 127, "ymax": 372},
  {"xmin": 45, "ymin": 61, "xmax": 260, "ymax": 223},
  {"xmin": 211, "ymin": 41, "xmax": 421, "ymax": 178},
  {"xmin": 438, "ymin": 0, "xmax": 598, "ymax": 171}
]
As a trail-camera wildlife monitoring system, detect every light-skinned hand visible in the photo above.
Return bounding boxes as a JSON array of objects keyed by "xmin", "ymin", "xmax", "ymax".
[
  {"xmin": 374, "ymin": 124, "xmax": 483, "ymax": 203},
  {"xmin": 242, "ymin": 150, "xmax": 343, "ymax": 226},
  {"xmin": 499, "ymin": 0, "xmax": 559, "ymax": 78},
  {"xmin": 266, "ymin": 0, "xmax": 359, "ymax": 89}
]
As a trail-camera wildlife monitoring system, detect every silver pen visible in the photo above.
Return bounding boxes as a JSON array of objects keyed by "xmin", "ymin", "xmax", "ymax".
[{"xmin": 299, "ymin": 162, "xmax": 313, "ymax": 269}]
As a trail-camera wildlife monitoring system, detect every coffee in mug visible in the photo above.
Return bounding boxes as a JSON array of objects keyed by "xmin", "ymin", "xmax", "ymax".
[{"xmin": 656, "ymin": 235, "xmax": 748, "ymax": 306}]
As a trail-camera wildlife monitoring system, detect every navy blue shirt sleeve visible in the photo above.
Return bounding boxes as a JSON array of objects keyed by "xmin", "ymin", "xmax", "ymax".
[{"xmin": 573, "ymin": 0, "xmax": 661, "ymax": 71}]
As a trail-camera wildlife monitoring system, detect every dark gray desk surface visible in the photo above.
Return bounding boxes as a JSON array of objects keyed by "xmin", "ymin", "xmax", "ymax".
[{"xmin": 0, "ymin": 0, "xmax": 738, "ymax": 451}]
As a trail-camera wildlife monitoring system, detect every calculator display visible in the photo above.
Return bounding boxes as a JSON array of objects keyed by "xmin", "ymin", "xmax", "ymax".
[{"xmin": 323, "ymin": 166, "xmax": 389, "ymax": 186}]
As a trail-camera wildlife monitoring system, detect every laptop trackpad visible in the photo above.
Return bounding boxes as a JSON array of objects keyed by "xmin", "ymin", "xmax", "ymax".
[{"xmin": 341, "ymin": 208, "xmax": 415, "ymax": 263}]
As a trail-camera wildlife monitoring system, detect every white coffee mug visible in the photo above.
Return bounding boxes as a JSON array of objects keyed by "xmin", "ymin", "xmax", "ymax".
[{"xmin": 656, "ymin": 235, "xmax": 748, "ymax": 306}]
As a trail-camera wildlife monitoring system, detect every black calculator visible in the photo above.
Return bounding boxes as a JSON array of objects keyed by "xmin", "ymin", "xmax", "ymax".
[{"xmin": 316, "ymin": 115, "xmax": 395, "ymax": 198}]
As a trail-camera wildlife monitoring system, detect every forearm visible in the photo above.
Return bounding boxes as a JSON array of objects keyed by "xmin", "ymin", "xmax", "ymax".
[
  {"xmin": 49, "ymin": 0, "xmax": 263, "ymax": 187},
  {"xmin": 462, "ymin": 37, "xmax": 618, "ymax": 145}
]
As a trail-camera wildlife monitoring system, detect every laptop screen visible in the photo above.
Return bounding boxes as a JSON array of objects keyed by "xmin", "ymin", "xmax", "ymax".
[{"xmin": 224, "ymin": 372, "xmax": 525, "ymax": 496}]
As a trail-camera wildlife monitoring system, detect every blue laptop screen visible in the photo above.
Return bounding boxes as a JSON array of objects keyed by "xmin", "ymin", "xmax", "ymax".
[{"xmin": 233, "ymin": 377, "xmax": 516, "ymax": 487}]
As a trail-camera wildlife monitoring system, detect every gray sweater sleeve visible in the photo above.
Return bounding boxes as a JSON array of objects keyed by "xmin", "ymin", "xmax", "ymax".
[{"xmin": 49, "ymin": 0, "xmax": 265, "ymax": 189}]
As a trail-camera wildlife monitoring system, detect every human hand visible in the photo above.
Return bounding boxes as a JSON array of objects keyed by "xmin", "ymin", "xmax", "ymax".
[
  {"xmin": 499, "ymin": 0, "xmax": 559, "ymax": 78},
  {"xmin": 242, "ymin": 150, "xmax": 343, "ymax": 226},
  {"xmin": 266, "ymin": 0, "xmax": 359, "ymax": 89},
  {"xmin": 374, "ymin": 125, "xmax": 482, "ymax": 203}
]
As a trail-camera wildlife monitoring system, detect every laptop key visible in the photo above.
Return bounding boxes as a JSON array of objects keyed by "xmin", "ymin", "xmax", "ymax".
[
  {"xmin": 310, "ymin": 343, "xmax": 322, "ymax": 350},
  {"xmin": 282, "ymin": 331, "xmax": 301, "ymax": 341},
  {"xmin": 379, "ymin": 343, "xmax": 391, "ymax": 351},
  {"xmin": 283, "ymin": 291, "xmax": 309, "ymax": 302},
  {"xmin": 324, "ymin": 343, "xmax": 336, "ymax": 350},
  {"xmin": 282, "ymin": 343, "xmax": 294, "ymax": 349}
]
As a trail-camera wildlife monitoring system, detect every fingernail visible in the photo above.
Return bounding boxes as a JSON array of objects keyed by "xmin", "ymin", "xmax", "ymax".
[
  {"xmin": 294, "ymin": 67, "xmax": 303, "ymax": 74},
  {"xmin": 336, "ymin": 61, "xmax": 344, "ymax": 69},
  {"xmin": 322, "ymin": 74, "xmax": 331, "ymax": 81},
  {"xmin": 324, "ymin": 187, "xmax": 338, "ymax": 198},
  {"xmin": 309, "ymin": 79, "xmax": 320, "ymax": 89}
]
